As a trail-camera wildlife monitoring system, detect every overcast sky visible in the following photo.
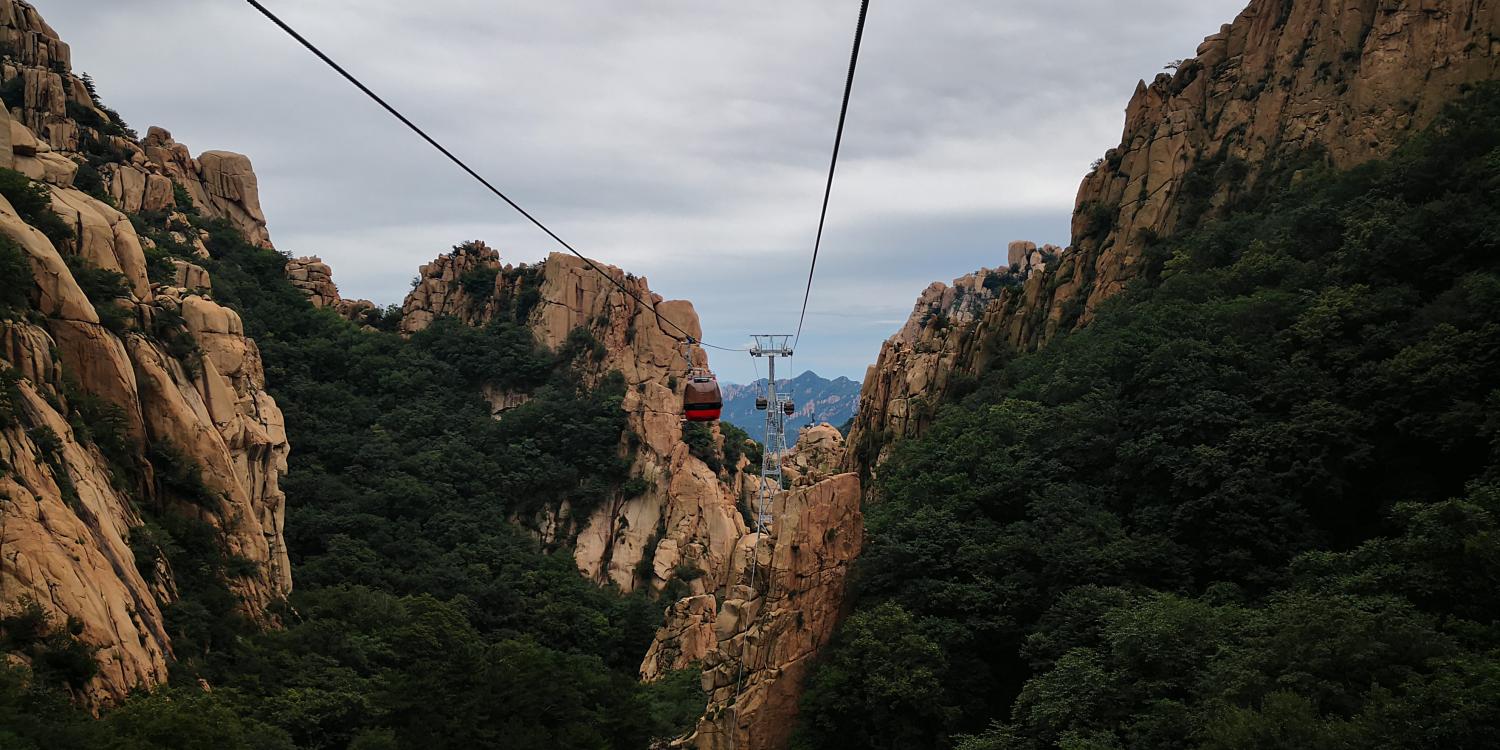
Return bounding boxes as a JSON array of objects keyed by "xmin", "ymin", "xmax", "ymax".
[{"xmin": 48, "ymin": 0, "xmax": 1246, "ymax": 382}]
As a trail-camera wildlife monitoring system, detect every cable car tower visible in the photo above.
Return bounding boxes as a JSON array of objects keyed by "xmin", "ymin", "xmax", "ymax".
[{"xmin": 749, "ymin": 335, "xmax": 795, "ymax": 530}]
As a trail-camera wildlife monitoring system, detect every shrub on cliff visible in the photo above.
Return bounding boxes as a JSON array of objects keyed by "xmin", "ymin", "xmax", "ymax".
[
  {"xmin": 0, "ymin": 235, "xmax": 32, "ymax": 317},
  {"xmin": 0, "ymin": 169, "xmax": 71, "ymax": 247}
]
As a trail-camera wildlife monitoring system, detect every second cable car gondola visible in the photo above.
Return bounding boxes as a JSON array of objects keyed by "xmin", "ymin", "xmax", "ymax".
[{"xmin": 683, "ymin": 370, "xmax": 723, "ymax": 422}]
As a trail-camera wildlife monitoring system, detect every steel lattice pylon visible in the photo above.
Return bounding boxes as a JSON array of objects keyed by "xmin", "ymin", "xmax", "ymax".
[{"xmin": 749, "ymin": 335, "xmax": 794, "ymax": 532}]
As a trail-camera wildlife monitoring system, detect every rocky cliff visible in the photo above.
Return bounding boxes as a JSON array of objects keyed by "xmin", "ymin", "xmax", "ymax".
[
  {"xmin": 846, "ymin": 247, "xmax": 1053, "ymax": 472},
  {"xmin": 660, "ymin": 425, "xmax": 862, "ymax": 750},
  {"xmin": 284, "ymin": 255, "xmax": 377, "ymax": 322},
  {"xmin": 396, "ymin": 239, "xmax": 867, "ymax": 745},
  {"xmin": 401, "ymin": 241, "xmax": 753, "ymax": 597},
  {"xmin": 0, "ymin": 0, "xmax": 288, "ymax": 705},
  {"xmin": 849, "ymin": 0, "xmax": 1500, "ymax": 477}
]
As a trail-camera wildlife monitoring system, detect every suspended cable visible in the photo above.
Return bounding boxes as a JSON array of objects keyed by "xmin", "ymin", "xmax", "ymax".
[
  {"xmin": 244, "ymin": 0, "xmax": 746, "ymax": 352},
  {"xmin": 792, "ymin": 0, "xmax": 871, "ymax": 351}
]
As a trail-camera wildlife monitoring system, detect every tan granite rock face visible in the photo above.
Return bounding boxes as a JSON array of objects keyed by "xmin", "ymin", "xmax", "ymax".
[
  {"xmin": 844, "ymin": 262, "xmax": 1032, "ymax": 474},
  {"xmin": 681, "ymin": 472, "xmax": 864, "ymax": 750},
  {"xmin": 782, "ymin": 423, "xmax": 844, "ymax": 488},
  {"xmin": 0, "ymin": 7, "xmax": 277, "ymax": 252},
  {"xmin": 639, "ymin": 594, "xmax": 721, "ymax": 678},
  {"xmin": 1071, "ymin": 0, "xmax": 1500, "ymax": 320},
  {"xmin": 195, "ymin": 151, "xmax": 271, "ymax": 248},
  {"xmin": 534, "ymin": 251, "xmax": 747, "ymax": 596},
  {"xmin": 399, "ymin": 244, "xmax": 869, "ymax": 744},
  {"xmin": 399, "ymin": 241, "xmax": 505, "ymax": 333},
  {"xmin": 0, "ymin": 1, "xmax": 293, "ymax": 699},
  {"xmin": 2, "ymin": 261, "xmax": 291, "ymax": 709},
  {"xmin": 0, "ymin": 361, "xmax": 173, "ymax": 707},
  {"xmin": 402, "ymin": 246, "xmax": 748, "ymax": 598},
  {"xmin": 284, "ymin": 257, "xmax": 340, "ymax": 308},
  {"xmin": 50, "ymin": 187, "xmax": 152, "ymax": 300},
  {"xmin": 283, "ymin": 256, "xmax": 376, "ymax": 322}
]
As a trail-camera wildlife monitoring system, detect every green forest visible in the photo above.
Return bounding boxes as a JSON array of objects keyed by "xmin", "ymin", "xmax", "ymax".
[
  {"xmin": 1, "ymin": 191, "xmax": 703, "ymax": 746},
  {"xmin": 793, "ymin": 87, "xmax": 1500, "ymax": 749}
]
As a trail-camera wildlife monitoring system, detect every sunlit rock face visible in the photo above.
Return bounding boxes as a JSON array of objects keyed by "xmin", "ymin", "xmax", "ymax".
[
  {"xmin": 0, "ymin": 0, "xmax": 291, "ymax": 706},
  {"xmin": 687, "ymin": 478, "xmax": 864, "ymax": 750}
]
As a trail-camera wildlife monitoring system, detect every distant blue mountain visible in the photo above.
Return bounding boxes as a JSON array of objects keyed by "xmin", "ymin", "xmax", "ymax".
[{"xmin": 721, "ymin": 371, "xmax": 861, "ymax": 439}]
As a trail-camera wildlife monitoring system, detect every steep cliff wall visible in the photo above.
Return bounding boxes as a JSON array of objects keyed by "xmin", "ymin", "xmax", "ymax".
[
  {"xmin": 0, "ymin": 0, "xmax": 288, "ymax": 705},
  {"xmin": 849, "ymin": 0, "xmax": 1500, "ymax": 478},
  {"xmin": 846, "ymin": 246, "xmax": 1057, "ymax": 473},
  {"xmin": 1073, "ymin": 0, "xmax": 1500, "ymax": 318},
  {"xmin": 402, "ymin": 243, "xmax": 751, "ymax": 596},
  {"xmin": 656, "ymin": 426, "xmax": 863, "ymax": 750}
]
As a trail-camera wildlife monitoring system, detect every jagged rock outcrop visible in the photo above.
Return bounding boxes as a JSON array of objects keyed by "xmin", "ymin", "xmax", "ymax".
[
  {"xmin": 0, "ymin": 0, "xmax": 290, "ymax": 704},
  {"xmin": 633, "ymin": 428, "xmax": 862, "ymax": 750},
  {"xmin": 400, "ymin": 243, "xmax": 868, "ymax": 744},
  {"xmin": 850, "ymin": 0, "xmax": 1500, "ymax": 478},
  {"xmin": 284, "ymin": 256, "xmax": 376, "ymax": 321},
  {"xmin": 1, "ymin": 321, "xmax": 172, "ymax": 706},
  {"xmin": 1072, "ymin": 0, "xmax": 1500, "ymax": 320},
  {"xmin": 639, "ymin": 594, "xmax": 721, "ymax": 680},
  {"xmin": 0, "ymin": 0, "xmax": 274, "ymax": 248},
  {"xmin": 782, "ymin": 423, "xmax": 844, "ymax": 488},
  {"xmin": 400, "ymin": 241, "xmax": 506, "ymax": 333},
  {"xmin": 844, "ymin": 261, "xmax": 1036, "ymax": 471},
  {"xmin": 284, "ymin": 257, "xmax": 341, "ymax": 309},
  {"xmin": 684, "ymin": 473, "xmax": 863, "ymax": 750},
  {"xmin": 402, "ymin": 245, "xmax": 750, "ymax": 596},
  {"xmin": 128, "ymin": 126, "xmax": 275, "ymax": 249}
]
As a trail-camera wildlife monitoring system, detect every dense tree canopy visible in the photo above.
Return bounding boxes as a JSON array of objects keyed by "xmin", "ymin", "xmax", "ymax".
[
  {"xmin": 2, "ymin": 190, "xmax": 701, "ymax": 746},
  {"xmin": 795, "ymin": 86, "xmax": 1500, "ymax": 749}
]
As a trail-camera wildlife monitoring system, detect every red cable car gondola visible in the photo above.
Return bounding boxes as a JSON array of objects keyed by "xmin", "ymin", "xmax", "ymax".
[{"xmin": 683, "ymin": 370, "xmax": 723, "ymax": 422}]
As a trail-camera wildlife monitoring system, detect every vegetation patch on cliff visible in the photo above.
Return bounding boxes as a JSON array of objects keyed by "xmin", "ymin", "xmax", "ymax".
[{"xmin": 795, "ymin": 86, "xmax": 1500, "ymax": 750}]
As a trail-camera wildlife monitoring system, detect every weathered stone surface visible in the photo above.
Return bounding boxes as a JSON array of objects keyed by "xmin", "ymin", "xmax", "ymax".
[
  {"xmin": 400, "ymin": 241, "xmax": 503, "ymax": 333},
  {"xmin": 1071, "ymin": 0, "xmax": 1500, "ymax": 320},
  {"xmin": 845, "ymin": 262, "xmax": 1026, "ymax": 472},
  {"xmin": 0, "ymin": 193, "xmax": 95, "ymax": 323},
  {"xmin": 107, "ymin": 166, "xmax": 176, "ymax": 215},
  {"xmin": 403, "ymin": 245, "xmax": 745, "ymax": 597},
  {"xmin": 681, "ymin": 472, "xmax": 864, "ymax": 750},
  {"xmin": 283, "ymin": 256, "xmax": 382, "ymax": 323},
  {"xmin": 284, "ymin": 256, "xmax": 341, "ymax": 308},
  {"xmin": 171, "ymin": 259, "xmax": 211, "ymax": 292},
  {"xmin": 782, "ymin": 423, "xmax": 844, "ymax": 488},
  {"xmin": 640, "ymin": 595, "xmax": 720, "ymax": 679},
  {"xmin": 0, "ymin": 363, "xmax": 173, "ymax": 707},
  {"xmin": 0, "ymin": 0, "xmax": 298, "ymax": 710},
  {"xmin": 196, "ymin": 150, "xmax": 271, "ymax": 248},
  {"xmin": 398, "ymin": 245, "xmax": 871, "ymax": 744},
  {"xmin": 50, "ymin": 187, "xmax": 152, "ymax": 300},
  {"xmin": 134, "ymin": 291, "xmax": 292, "ymax": 607},
  {"xmin": 0, "ymin": 0, "xmax": 295, "ymax": 700}
]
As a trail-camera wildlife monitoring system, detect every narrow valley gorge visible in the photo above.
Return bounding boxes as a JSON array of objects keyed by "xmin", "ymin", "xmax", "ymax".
[{"xmin": 2, "ymin": 0, "xmax": 1499, "ymax": 748}]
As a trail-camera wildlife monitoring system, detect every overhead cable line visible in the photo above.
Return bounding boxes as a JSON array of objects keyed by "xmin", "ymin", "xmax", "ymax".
[
  {"xmin": 244, "ymin": 0, "xmax": 746, "ymax": 353},
  {"xmin": 792, "ymin": 0, "xmax": 871, "ymax": 351}
]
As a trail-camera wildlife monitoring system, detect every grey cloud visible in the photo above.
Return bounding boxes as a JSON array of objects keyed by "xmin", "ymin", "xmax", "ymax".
[{"xmin": 48, "ymin": 0, "xmax": 1247, "ymax": 382}]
